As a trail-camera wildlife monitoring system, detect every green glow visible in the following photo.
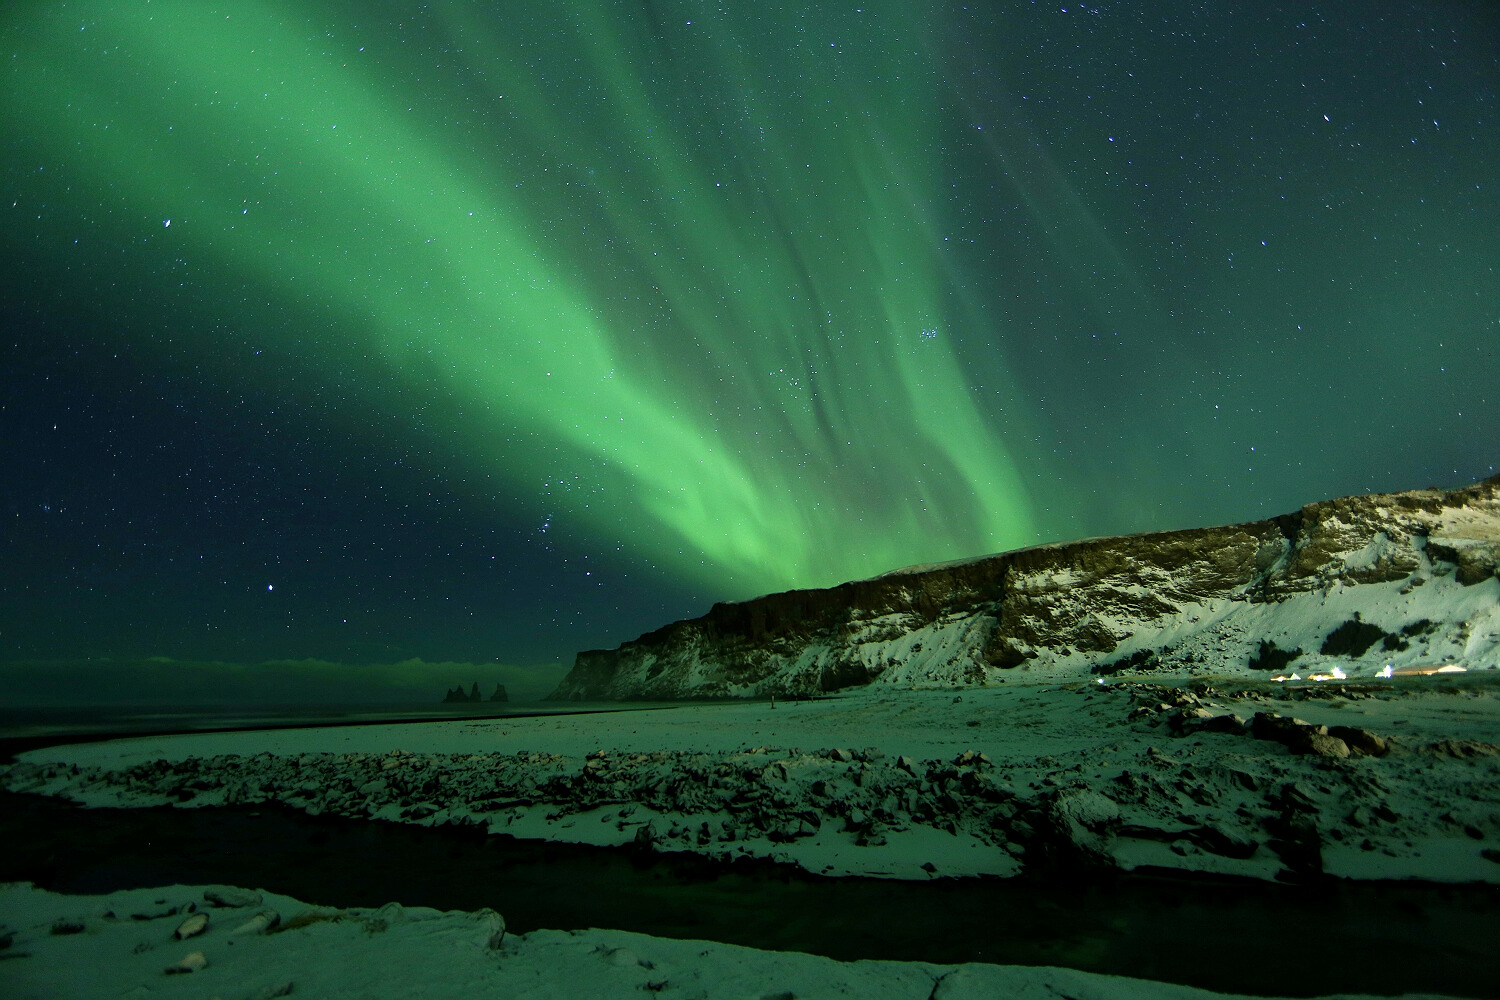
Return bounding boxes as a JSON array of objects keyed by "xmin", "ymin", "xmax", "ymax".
[{"xmin": 5, "ymin": 1, "xmax": 1035, "ymax": 594}]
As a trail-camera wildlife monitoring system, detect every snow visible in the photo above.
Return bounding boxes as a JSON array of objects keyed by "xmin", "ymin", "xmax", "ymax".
[
  {"xmin": 5, "ymin": 677, "xmax": 1499, "ymax": 998},
  {"xmin": 8, "ymin": 674, "xmax": 1500, "ymax": 885},
  {"xmin": 4, "ymin": 480, "xmax": 1496, "ymax": 998},
  {"xmin": 0, "ymin": 881, "xmax": 1466, "ymax": 1000}
]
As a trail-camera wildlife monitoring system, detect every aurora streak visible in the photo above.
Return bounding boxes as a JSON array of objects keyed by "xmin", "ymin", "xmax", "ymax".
[
  {"xmin": 5, "ymin": 1, "xmax": 1495, "ymax": 666},
  {"xmin": 5, "ymin": 1, "xmax": 1034, "ymax": 594}
]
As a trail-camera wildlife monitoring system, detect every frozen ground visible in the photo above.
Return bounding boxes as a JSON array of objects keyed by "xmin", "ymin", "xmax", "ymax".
[
  {"xmin": 0, "ymin": 880, "xmax": 1477, "ymax": 1000},
  {"xmin": 4, "ymin": 675, "xmax": 1499, "ymax": 999},
  {"xmin": 7, "ymin": 674, "xmax": 1500, "ymax": 883}
]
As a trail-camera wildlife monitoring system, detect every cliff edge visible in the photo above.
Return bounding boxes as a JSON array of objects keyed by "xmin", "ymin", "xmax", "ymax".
[{"xmin": 548, "ymin": 474, "xmax": 1500, "ymax": 699}]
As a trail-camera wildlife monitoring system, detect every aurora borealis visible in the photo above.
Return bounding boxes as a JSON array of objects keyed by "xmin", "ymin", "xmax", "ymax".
[{"xmin": 3, "ymin": 2, "xmax": 1496, "ymax": 673}]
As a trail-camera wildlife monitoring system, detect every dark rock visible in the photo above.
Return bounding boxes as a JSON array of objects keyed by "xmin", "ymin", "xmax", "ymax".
[
  {"xmin": 1119, "ymin": 824, "xmax": 1259, "ymax": 859},
  {"xmin": 1326, "ymin": 725, "xmax": 1388, "ymax": 757},
  {"xmin": 1248, "ymin": 640, "xmax": 1301, "ymax": 672},
  {"xmin": 1038, "ymin": 788, "xmax": 1122, "ymax": 870},
  {"xmin": 489, "ymin": 684, "xmax": 509, "ymax": 702},
  {"xmin": 1199, "ymin": 713, "xmax": 1249, "ymax": 734},
  {"xmin": 983, "ymin": 635, "xmax": 1035, "ymax": 669},
  {"xmin": 1320, "ymin": 616, "xmax": 1392, "ymax": 658},
  {"xmin": 1301, "ymin": 732, "xmax": 1351, "ymax": 758},
  {"xmin": 1268, "ymin": 811, "xmax": 1323, "ymax": 878},
  {"xmin": 1168, "ymin": 706, "xmax": 1213, "ymax": 730},
  {"xmin": 1251, "ymin": 712, "xmax": 1311, "ymax": 743},
  {"xmin": 1426, "ymin": 540, "xmax": 1500, "ymax": 585},
  {"xmin": 1249, "ymin": 712, "xmax": 1348, "ymax": 756},
  {"xmin": 443, "ymin": 685, "xmax": 483, "ymax": 704},
  {"xmin": 204, "ymin": 888, "xmax": 262, "ymax": 908},
  {"xmin": 1093, "ymin": 647, "xmax": 1165, "ymax": 676}
]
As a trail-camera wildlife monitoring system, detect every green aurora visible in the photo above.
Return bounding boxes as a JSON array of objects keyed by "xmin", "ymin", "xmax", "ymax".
[
  {"xmin": 4, "ymin": 1, "xmax": 1496, "ymax": 666},
  {"xmin": 5, "ymin": 1, "xmax": 1036, "ymax": 595}
]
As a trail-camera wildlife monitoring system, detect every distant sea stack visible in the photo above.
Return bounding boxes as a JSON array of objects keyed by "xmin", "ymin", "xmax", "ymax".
[
  {"xmin": 442, "ymin": 682, "xmax": 509, "ymax": 703},
  {"xmin": 547, "ymin": 473, "xmax": 1500, "ymax": 700},
  {"xmin": 442, "ymin": 683, "xmax": 484, "ymax": 704}
]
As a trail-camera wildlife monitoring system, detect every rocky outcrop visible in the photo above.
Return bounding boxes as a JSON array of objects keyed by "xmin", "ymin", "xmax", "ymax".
[
  {"xmin": 549, "ymin": 474, "xmax": 1500, "ymax": 700},
  {"xmin": 442, "ymin": 684, "xmax": 484, "ymax": 704},
  {"xmin": 488, "ymin": 684, "xmax": 509, "ymax": 703}
]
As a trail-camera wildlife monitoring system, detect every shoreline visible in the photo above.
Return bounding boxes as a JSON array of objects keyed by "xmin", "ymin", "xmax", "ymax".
[
  {"xmin": 5, "ymin": 678, "xmax": 1499, "ymax": 998},
  {"xmin": 7, "ymin": 680, "xmax": 1500, "ymax": 885},
  {"xmin": 0, "ymin": 701, "xmax": 682, "ymax": 764},
  {"xmin": 3, "ymin": 789, "xmax": 1498, "ymax": 998}
]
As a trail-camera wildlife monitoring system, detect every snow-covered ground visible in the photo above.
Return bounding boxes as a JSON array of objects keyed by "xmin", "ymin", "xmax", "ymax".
[
  {"xmin": 4, "ymin": 672, "xmax": 1499, "ymax": 998},
  {"xmin": 7, "ymin": 673, "xmax": 1500, "ymax": 884},
  {"xmin": 11, "ymin": 481, "xmax": 1497, "ymax": 996},
  {"xmin": 0, "ymin": 880, "xmax": 1478, "ymax": 1000}
]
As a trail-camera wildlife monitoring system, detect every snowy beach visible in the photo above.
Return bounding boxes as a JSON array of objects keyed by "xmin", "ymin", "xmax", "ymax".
[
  {"xmin": 5, "ymin": 674, "xmax": 1500, "ymax": 999},
  {"xmin": 10, "ymin": 677, "xmax": 1500, "ymax": 883}
]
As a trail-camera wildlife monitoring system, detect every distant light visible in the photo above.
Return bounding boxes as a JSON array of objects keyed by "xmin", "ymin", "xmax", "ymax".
[
  {"xmin": 163, "ymin": 219, "xmax": 170, "ymax": 227},
  {"xmin": 267, "ymin": 584, "xmax": 274, "ymax": 591},
  {"xmin": 1390, "ymin": 664, "xmax": 1467, "ymax": 677}
]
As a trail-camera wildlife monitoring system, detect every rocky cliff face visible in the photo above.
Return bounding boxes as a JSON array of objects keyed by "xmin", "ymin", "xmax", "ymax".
[{"xmin": 548, "ymin": 475, "xmax": 1500, "ymax": 700}]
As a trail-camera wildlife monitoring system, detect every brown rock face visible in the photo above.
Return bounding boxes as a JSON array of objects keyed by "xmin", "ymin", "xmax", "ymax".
[{"xmin": 548, "ymin": 474, "xmax": 1500, "ymax": 700}]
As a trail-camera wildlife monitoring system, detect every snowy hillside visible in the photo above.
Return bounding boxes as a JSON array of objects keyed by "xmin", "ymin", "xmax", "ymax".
[{"xmin": 549, "ymin": 475, "xmax": 1500, "ymax": 700}]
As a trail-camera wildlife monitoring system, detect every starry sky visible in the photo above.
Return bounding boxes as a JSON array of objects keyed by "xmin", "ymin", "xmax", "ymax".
[{"xmin": 2, "ymin": 1, "xmax": 1496, "ymax": 686}]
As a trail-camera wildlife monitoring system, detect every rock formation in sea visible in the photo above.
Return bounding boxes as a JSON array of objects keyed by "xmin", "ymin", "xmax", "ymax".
[
  {"xmin": 442, "ymin": 683, "xmax": 484, "ymax": 704},
  {"xmin": 489, "ymin": 684, "xmax": 508, "ymax": 703},
  {"xmin": 548, "ymin": 474, "xmax": 1500, "ymax": 700}
]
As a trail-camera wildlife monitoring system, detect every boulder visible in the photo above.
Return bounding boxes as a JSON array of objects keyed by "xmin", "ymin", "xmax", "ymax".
[
  {"xmin": 472, "ymin": 908, "xmax": 506, "ymax": 950},
  {"xmin": 204, "ymin": 887, "xmax": 262, "ymax": 908},
  {"xmin": 173, "ymin": 912, "xmax": 208, "ymax": 940},
  {"xmin": 164, "ymin": 951, "xmax": 208, "ymax": 974},
  {"xmin": 1327, "ymin": 725, "xmax": 1388, "ymax": 757},
  {"xmin": 1300, "ymin": 732, "xmax": 1351, "ymax": 759},
  {"xmin": 230, "ymin": 910, "xmax": 281, "ymax": 936}
]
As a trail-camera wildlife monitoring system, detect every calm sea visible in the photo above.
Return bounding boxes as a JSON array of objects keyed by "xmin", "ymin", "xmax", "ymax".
[{"xmin": 0, "ymin": 701, "xmax": 562, "ymax": 748}]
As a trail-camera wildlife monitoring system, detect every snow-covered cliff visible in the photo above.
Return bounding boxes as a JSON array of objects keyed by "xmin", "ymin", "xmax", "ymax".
[{"xmin": 549, "ymin": 474, "xmax": 1500, "ymax": 700}]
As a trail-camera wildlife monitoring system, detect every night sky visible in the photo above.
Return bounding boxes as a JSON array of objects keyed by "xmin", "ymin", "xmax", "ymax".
[{"xmin": 2, "ymin": 2, "xmax": 1496, "ymax": 689}]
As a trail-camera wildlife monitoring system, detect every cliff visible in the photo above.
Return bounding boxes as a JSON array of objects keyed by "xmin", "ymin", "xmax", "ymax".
[{"xmin": 548, "ymin": 474, "xmax": 1500, "ymax": 700}]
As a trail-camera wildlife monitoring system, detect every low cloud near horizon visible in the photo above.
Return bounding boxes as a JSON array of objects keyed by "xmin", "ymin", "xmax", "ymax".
[{"xmin": 0, "ymin": 657, "xmax": 570, "ymax": 707}]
